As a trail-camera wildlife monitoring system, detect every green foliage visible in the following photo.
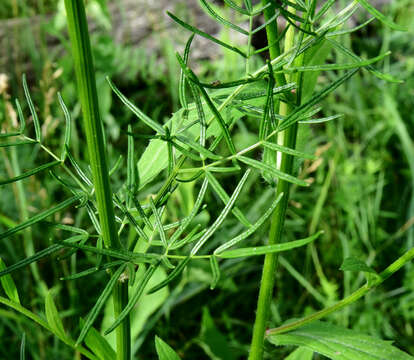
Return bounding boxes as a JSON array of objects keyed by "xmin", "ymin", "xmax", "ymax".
[{"xmin": 268, "ymin": 321, "xmax": 414, "ymax": 360}]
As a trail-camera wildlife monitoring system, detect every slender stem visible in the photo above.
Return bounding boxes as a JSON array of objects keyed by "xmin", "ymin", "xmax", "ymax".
[
  {"xmin": 267, "ymin": 245, "xmax": 414, "ymax": 335},
  {"xmin": 249, "ymin": 2, "xmax": 297, "ymax": 359},
  {"xmin": 63, "ymin": 1, "xmax": 130, "ymax": 359}
]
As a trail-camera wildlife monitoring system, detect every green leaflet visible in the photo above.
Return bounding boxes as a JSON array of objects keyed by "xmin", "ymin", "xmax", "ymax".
[
  {"xmin": 167, "ymin": 12, "xmax": 246, "ymax": 58},
  {"xmin": 340, "ymin": 257, "xmax": 377, "ymax": 274},
  {"xmin": 22, "ymin": 74, "xmax": 41, "ymax": 142},
  {"xmin": 214, "ymin": 192, "xmax": 284, "ymax": 254},
  {"xmin": 58, "ymin": 93, "xmax": 71, "ymax": 160},
  {"xmin": 205, "ymin": 171, "xmax": 251, "ymax": 227},
  {"xmin": 0, "ymin": 195, "xmax": 83, "ymax": 240},
  {"xmin": 209, "ymin": 255, "xmax": 220, "ymax": 290},
  {"xmin": 237, "ymin": 156, "xmax": 309, "ymax": 187},
  {"xmin": 218, "ymin": 231, "xmax": 323, "ymax": 258},
  {"xmin": 0, "ymin": 258, "xmax": 20, "ymax": 303},
  {"xmin": 155, "ymin": 336, "xmax": 181, "ymax": 360},
  {"xmin": 0, "ymin": 160, "xmax": 61, "ymax": 186},
  {"xmin": 262, "ymin": 141, "xmax": 317, "ymax": 160},
  {"xmin": 104, "ymin": 264, "xmax": 157, "ymax": 335},
  {"xmin": 45, "ymin": 291, "xmax": 67, "ymax": 340},
  {"xmin": 20, "ymin": 333, "xmax": 26, "ymax": 360},
  {"xmin": 76, "ymin": 264, "xmax": 127, "ymax": 345},
  {"xmin": 198, "ymin": 0, "xmax": 249, "ymax": 35},
  {"xmin": 356, "ymin": 0, "xmax": 407, "ymax": 31},
  {"xmin": 267, "ymin": 321, "xmax": 414, "ymax": 360}
]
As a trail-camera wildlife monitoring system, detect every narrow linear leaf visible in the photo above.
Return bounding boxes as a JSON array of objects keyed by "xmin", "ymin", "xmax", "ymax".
[
  {"xmin": 279, "ymin": 69, "xmax": 359, "ymax": 132},
  {"xmin": 58, "ymin": 93, "xmax": 71, "ymax": 160},
  {"xmin": 45, "ymin": 291, "xmax": 67, "ymax": 340},
  {"xmin": 20, "ymin": 333, "xmax": 26, "ymax": 360},
  {"xmin": 0, "ymin": 140, "xmax": 36, "ymax": 148},
  {"xmin": 76, "ymin": 264, "xmax": 127, "ymax": 345},
  {"xmin": 285, "ymin": 51, "xmax": 391, "ymax": 73},
  {"xmin": 238, "ymin": 156, "xmax": 309, "ymax": 186},
  {"xmin": 191, "ymin": 169, "xmax": 251, "ymax": 255},
  {"xmin": 0, "ymin": 258, "xmax": 20, "ymax": 303},
  {"xmin": 105, "ymin": 264, "xmax": 157, "ymax": 335},
  {"xmin": 65, "ymin": 147, "xmax": 93, "ymax": 187},
  {"xmin": 222, "ymin": 0, "xmax": 250, "ymax": 15},
  {"xmin": 61, "ymin": 242, "xmax": 157, "ymax": 264},
  {"xmin": 199, "ymin": 0, "xmax": 249, "ymax": 35},
  {"xmin": 15, "ymin": 99, "xmax": 26, "ymax": 134},
  {"xmin": 209, "ymin": 255, "xmax": 220, "ymax": 290},
  {"xmin": 176, "ymin": 54, "xmax": 236, "ymax": 154},
  {"xmin": 214, "ymin": 193, "xmax": 284, "ymax": 254},
  {"xmin": 167, "ymin": 12, "xmax": 246, "ymax": 58},
  {"xmin": 218, "ymin": 231, "xmax": 323, "ymax": 258},
  {"xmin": 262, "ymin": 141, "xmax": 317, "ymax": 160},
  {"xmin": 0, "ymin": 160, "xmax": 61, "ymax": 186},
  {"xmin": 357, "ymin": 0, "xmax": 407, "ymax": 31},
  {"xmin": 155, "ymin": 335, "xmax": 181, "ymax": 360},
  {"xmin": 148, "ymin": 257, "xmax": 190, "ymax": 294},
  {"xmin": 205, "ymin": 171, "xmax": 251, "ymax": 227},
  {"xmin": 60, "ymin": 260, "xmax": 123, "ymax": 281},
  {"xmin": 22, "ymin": 74, "xmax": 41, "ymax": 142},
  {"xmin": 107, "ymin": 77, "xmax": 165, "ymax": 134},
  {"xmin": 299, "ymin": 114, "xmax": 343, "ymax": 124},
  {"xmin": 179, "ymin": 34, "xmax": 195, "ymax": 111},
  {"xmin": 0, "ymin": 195, "xmax": 82, "ymax": 240},
  {"xmin": 0, "ymin": 235, "xmax": 86, "ymax": 278},
  {"xmin": 150, "ymin": 198, "xmax": 167, "ymax": 248}
]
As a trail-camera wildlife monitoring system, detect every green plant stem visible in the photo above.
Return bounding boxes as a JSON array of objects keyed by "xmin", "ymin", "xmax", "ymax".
[
  {"xmin": 249, "ymin": 2, "xmax": 297, "ymax": 359},
  {"xmin": 63, "ymin": 1, "xmax": 130, "ymax": 359},
  {"xmin": 267, "ymin": 245, "xmax": 414, "ymax": 335}
]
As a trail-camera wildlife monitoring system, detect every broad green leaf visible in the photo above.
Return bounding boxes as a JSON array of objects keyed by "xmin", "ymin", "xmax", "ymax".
[
  {"xmin": 82, "ymin": 320, "xmax": 116, "ymax": 360},
  {"xmin": 285, "ymin": 347, "xmax": 314, "ymax": 360},
  {"xmin": 357, "ymin": 0, "xmax": 407, "ymax": 31},
  {"xmin": 0, "ymin": 195, "xmax": 82, "ymax": 240},
  {"xmin": 0, "ymin": 258, "xmax": 20, "ymax": 303},
  {"xmin": 0, "ymin": 160, "xmax": 61, "ymax": 186},
  {"xmin": 340, "ymin": 257, "xmax": 377, "ymax": 274},
  {"xmin": 76, "ymin": 264, "xmax": 127, "ymax": 345},
  {"xmin": 155, "ymin": 336, "xmax": 181, "ymax": 360},
  {"xmin": 238, "ymin": 156, "xmax": 309, "ymax": 186},
  {"xmin": 45, "ymin": 291, "xmax": 67, "ymax": 340},
  {"xmin": 22, "ymin": 74, "xmax": 41, "ymax": 142},
  {"xmin": 197, "ymin": 307, "xmax": 236, "ymax": 360},
  {"xmin": 167, "ymin": 12, "xmax": 246, "ymax": 57},
  {"xmin": 268, "ymin": 321, "xmax": 414, "ymax": 360},
  {"xmin": 218, "ymin": 231, "xmax": 323, "ymax": 258}
]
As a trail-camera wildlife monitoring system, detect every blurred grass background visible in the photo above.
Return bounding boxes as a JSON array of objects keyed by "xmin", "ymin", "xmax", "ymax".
[{"xmin": 0, "ymin": 0, "xmax": 414, "ymax": 358}]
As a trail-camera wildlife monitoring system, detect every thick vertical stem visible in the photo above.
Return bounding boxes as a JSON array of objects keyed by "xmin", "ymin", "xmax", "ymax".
[
  {"xmin": 249, "ymin": 2, "xmax": 297, "ymax": 359},
  {"xmin": 63, "ymin": 1, "xmax": 130, "ymax": 359}
]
